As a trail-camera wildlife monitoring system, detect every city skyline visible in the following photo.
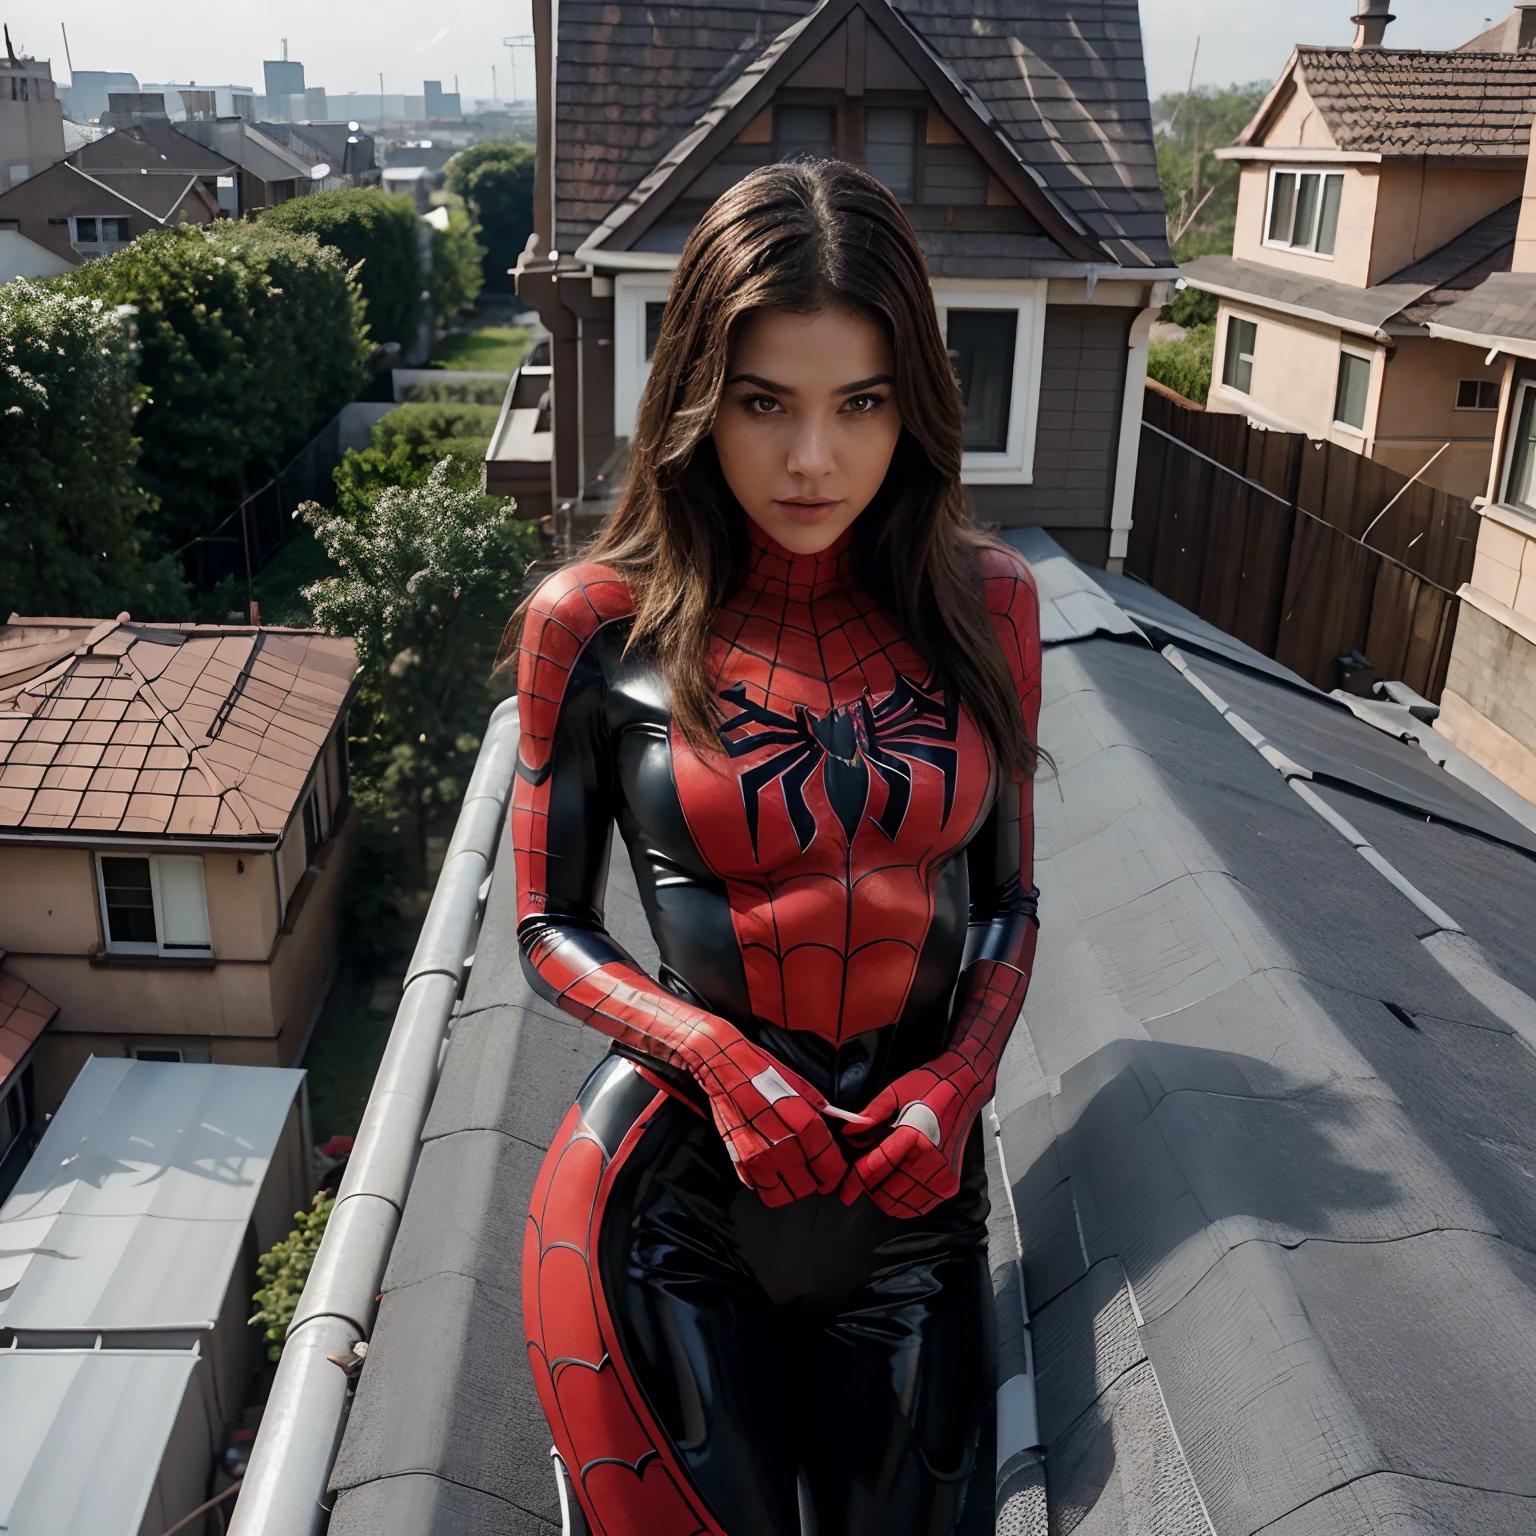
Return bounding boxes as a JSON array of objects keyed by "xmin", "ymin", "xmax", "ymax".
[{"xmin": 0, "ymin": 0, "xmax": 1517, "ymax": 107}]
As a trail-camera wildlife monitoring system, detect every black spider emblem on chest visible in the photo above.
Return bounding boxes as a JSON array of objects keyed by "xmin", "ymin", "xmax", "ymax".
[{"xmin": 715, "ymin": 671, "xmax": 960, "ymax": 857}]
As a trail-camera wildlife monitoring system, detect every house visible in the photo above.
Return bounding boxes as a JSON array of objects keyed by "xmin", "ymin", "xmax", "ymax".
[
  {"xmin": 504, "ymin": 0, "xmax": 1174, "ymax": 569},
  {"xmin": 173, "ymin": 112, "xmax": 317, "ymax": 210},
  {"xmin": 0, "ymin": 962, "xmax": 54, "ymax": 1200},
  {"xmin": 1413, "ymin": 116, "xmax": 1536, "ymax": 807},
  {"xmin": 0, "ymin": 31, "xmax": 65, "ymax": 194},
  {"xmin": 257, "ymin": 118, "xmax": 379, "ymax": 188},
  {"xmin": 0, "ymin": 616, "xmax": 358, "ymax": 1117},
  {"xmin": 0, "ymin": 112, "xmax": 229, "ymax": 264},
  {"xmin": 0, "ymin": 1058, "xmax": 310, "ymax": 1536},
  {"xmin": 1181, "ymin": 7, "xmax": 1536, "ymax": 502},
  {"xmin": 223, "ymin": 531, "xmax": 1536, "ymax": 1534}
]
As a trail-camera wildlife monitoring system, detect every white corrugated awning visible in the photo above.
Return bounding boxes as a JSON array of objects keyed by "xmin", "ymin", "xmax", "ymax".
[{"xmin": 0, "ymin": 1058, "xmax": 304, "ymax": 1331}]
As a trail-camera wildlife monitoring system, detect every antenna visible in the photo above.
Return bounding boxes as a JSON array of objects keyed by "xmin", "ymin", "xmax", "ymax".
[
  {"xmin": 282, "ymin": 38, "xmax": 288, "ymax": 62},
  {"xmin": 60, "ymin": 22, "xmax": 75, "ymax": 78}
]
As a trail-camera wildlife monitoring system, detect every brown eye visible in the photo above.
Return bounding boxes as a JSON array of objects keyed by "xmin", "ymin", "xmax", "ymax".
[{"xmin": 842, "ymin": 393, "xmax": 885, "ymax": 414}]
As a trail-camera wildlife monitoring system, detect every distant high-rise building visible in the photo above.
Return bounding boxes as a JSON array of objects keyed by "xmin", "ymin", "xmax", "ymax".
[
  {"xmin": 423, "ymin": 80, "xmax": 461, "ymax": 120},
  {"xmin": 60, "ymin": 69, "xmax": 138, "ymax": 124},
  {"xmin": 302, "ymin": 86, "xmax": 327, "ymax": 120},
  {"xmin": 263, "ymin": 59, "xmax": 304, "ymax": 120}
]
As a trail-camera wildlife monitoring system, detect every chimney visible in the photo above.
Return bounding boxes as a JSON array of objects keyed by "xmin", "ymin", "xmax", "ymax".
[
  {"xmin": 1519, "ymin": 5, "xmax": 1536, "ymax": 51},
  {"xmin": 1351, "ymin": 0, "xmax": 1395, "ymax": 48}
]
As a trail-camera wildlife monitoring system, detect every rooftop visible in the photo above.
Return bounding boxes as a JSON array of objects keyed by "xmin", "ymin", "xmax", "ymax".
[
  {"xmin": 1246, "ymin": 45, "xmax": 1536, "ymax": 158},
  {"xmin": 0, "ymin": 968, "xmax": 54, "ymax": 1087},
  {"xmin": 553, "ymin": 0, "xmax": 1170, "ymax": 268},
  {"xmin": 322, "ymin": 536, "xmax": 1536, "ymax": 1533},
  {"xmin": 0, "ymin": 617, "xmax": 357, "ymax": 843}
]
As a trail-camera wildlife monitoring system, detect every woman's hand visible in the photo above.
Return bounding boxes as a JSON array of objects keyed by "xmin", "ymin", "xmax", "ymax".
[
  {"xmin": 699, "ymin": 1037, "xmax": 848, "ymax": 1206},
  {"xmin": 838, "ymin": 1052, "xmax": 983, "ymax": 1218}
]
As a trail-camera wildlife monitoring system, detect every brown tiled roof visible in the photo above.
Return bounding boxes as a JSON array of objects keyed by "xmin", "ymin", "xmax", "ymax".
[
  {"xmin": 0, "ymin": 968, "xmax": 55, "ymax": 1083},
  {"xmin": 1284, "ymin": 46, "xmax": 1536, "ymax": 157},
  {"xmin": 0, "ymin": 619, "xmax": 357, "ymax": 841}
]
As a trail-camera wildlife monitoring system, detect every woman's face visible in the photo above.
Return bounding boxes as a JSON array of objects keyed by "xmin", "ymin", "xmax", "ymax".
[{"xmin": 711, "ymin": 306, "xmax": 903, "ymax": 554}]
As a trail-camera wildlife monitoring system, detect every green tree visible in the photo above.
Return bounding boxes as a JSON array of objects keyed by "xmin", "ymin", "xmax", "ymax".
[
  {"xmin": 0, "ymin": 280, "xmax": 185, "ymax": 617},
  {"xmin": 249, "ymin": 1194, "xmax": 333, "ymax": 1362},
  {"xmin": 300, "ymin": 459, "xmax": 539, "ymax": 872},
  {"xmin": 430, "ymin": 206, "xmax": 486, "ymax": 322},
  {"xmin": 1148, "ymin": 323, "xmax": 1216, "ymax": 405},
  {"xmin": 259, "ymin": 188, "xmax": 423, "ymax": 349},
  {"xmin": 445, "ymin": 141, "xmax": 535, "ymax": 292},
  {"xmin": 331, "ymin": 402, "xmax": 501, "ymax": 519},
  {"xmin": 1154, "ymin": 83, "xmax": 1271, "ymax": 261},
  {"xmin": 66, "ymin": 221, "xmax": 369, "ymax": 556}
]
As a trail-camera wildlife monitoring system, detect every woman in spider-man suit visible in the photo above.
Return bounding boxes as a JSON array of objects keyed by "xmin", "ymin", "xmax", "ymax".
[{"xmin": 509, "ymin": 159, "xmax": 1041, "ymax": 1536}]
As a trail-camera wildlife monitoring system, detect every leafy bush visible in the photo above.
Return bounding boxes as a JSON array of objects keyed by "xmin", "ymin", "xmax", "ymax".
[
  {"xmin": 430, "ymin": 206, "xmax": 486, "ymax": 322},
  {"xmin": 1148, "ymin": 323, "xmax": 1216, "ymax": 406},
  {"xmin": 66, "ymin": 221, "xmax": 369, "ymax": 556},
  {"xmin": 301, "ymin": 459, "xmax": 539, "ymax": 873},
  {"xmin": 0, "ymin": 280, "xmax": 184, "ymax": 617},
  {"xmin": 249, "ymin": 1194, "xmax": 333, "ymax": 1362},
  {"xmin": 445, "ymin": 142, "xmax": 534, "ymax": 291},
  {"xmin": 1161, "ymin": 285, "xmax": 1217, "ymax": 329},
  {"xmin": 260, "ymin": 188, "xmax": 423, "ymax": 348},
  {"xmin": 331, "ymin": 402, "xmax": 501, "ymax": 519}
]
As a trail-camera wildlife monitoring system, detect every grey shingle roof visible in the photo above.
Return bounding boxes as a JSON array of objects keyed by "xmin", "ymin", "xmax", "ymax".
[
  {"xmin": 1427, "ymin": 269, "xmax": 1536, "ymax": 348},
  {"xmin": 1277, "ymin": 45, "xmax": 1536, "ymax": 158},
  {"xmin": 554, "ymin": 0, "xmax": 1169, "ymax": 267},
  {"xmin": 327, "ymin": 534, "xmax": 1536, "ymax": 1534}
]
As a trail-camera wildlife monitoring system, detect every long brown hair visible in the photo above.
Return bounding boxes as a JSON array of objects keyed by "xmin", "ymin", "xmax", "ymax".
[{"xmin": 527, "ymin": 159, "xmax": 1036, "ymax": 778}]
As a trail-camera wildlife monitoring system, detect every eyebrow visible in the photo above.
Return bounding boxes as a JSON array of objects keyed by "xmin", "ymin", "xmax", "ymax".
[{"xmin": 723, "ymin": 372, "xmax": 894, "ymax": 396}]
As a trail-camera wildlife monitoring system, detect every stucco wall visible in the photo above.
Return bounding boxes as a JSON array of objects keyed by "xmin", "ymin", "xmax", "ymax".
[
  {"xmin": 1232, "ymin": 162, "xmax": 1378, "ymax": 288},
  {"xmin": 1368, "ymin": 162, "xmax": 1524, "ymax": 286},
  {"xmin": 1372, "ymin": 335, "xmax": 1499, "ymax": 501},
  {"xmin": 0, "ymin": 845, "xmax": 100, "ymax": 952}
]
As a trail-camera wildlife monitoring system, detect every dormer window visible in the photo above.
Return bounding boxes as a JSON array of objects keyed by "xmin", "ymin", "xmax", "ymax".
[
  {"xmin": 1265, "ymin": 169, "xmax": 1343, "ymax": 258},
  {"xmin": 865, "ymin": 108, "xmax": 917, "ymax": 203},
  {"xmin": 775, "ymin": 106, "xmax": 836, "ymax": 161}
]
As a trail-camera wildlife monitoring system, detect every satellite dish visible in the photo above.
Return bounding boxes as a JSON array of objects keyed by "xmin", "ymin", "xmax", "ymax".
[
  {"xmin": 309, "ymin": 162, "xmax": 332, "ymax": 180},
  {"xmin": 348, "ymin": 120, "xmax": 360, "ymax": 131}
]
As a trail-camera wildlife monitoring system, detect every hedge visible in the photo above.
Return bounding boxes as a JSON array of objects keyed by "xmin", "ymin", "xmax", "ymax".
[
  {"xmin": 445, "ymin": 142, "xmax": 534, "ymax": 292},
  {"xmin": 0, "ymin": 279, "xmax": 181, "ymax": 617},
  {"xmin": 65, "ymin": 220, "xmax": 370, "ymax": 556},
  {"xmin": 430, "ymin": 205, "xmax": 486, "ymax": 322},
  {"xmin": 259, "ymin": 188, "xmax": 423, "ymax": 349}
]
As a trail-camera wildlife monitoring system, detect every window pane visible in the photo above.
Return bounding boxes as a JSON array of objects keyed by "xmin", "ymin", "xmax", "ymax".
[
  {"xmin": 104, "ymin": 217, "xmax": 131, "ymax": 242},
  {"xmin": 1316, "ymin": 175, "xmax": 1342, "ymax": 256},
  {"xmin": 0, "ymin": 1082, "xmax": 24, "ymax": 1156},
  {"xmin": 1223, "ymin": 317, "xmax": 1256, "ymax": 394},
  {"xmin": 1268, "ymin": 174, "xmax": 1296, "ymax": 242},
  {"xmin": 644, "ymin": 300, "xmax": 665, "ymax": 362},
  {"xmin": 155, "ymin": 856, "xmax": 210, "ymax": 949},
  {"xmin": 1335, "ymin": 352, "xmax": 1371, "ymax": 429},
  {"xmin": 947, "ymin": 308, "xmax": 1017, "ymax": 453},
  {"xmin": 1508, "ymin": 387, "xmax": 1536, "ymax": 508},
  {"xmin": 1457, "ymin": 379, "xmax": 1480, "ymax": 409},
  {"xmin": 865, "ymin": 108, "xmax": 916, "ymax": 202},
  {"xmin": 776, "ymin": 106, "xmax": 836, "ymax": 160},
  {"xmin": 102, "ymin": 857, "xmax": 157, "ymax": 944},
  {"xmin": 1292, "ymin": 174, "xmax": 1320, "ymax": 248},
  {"xmin": 134, "ymin": 1048, "xmax": 183, "ymax": 1063},
  {"xmin": 75, "ymin": 217, "xmax": 97, "ymax": 243},
  {"xmin": 1480, "ymin": 380, "xmax": 1501, "ymax": 410}
]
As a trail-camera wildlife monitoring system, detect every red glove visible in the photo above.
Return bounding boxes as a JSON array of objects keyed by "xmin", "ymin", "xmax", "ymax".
[
  {"xmin": 839, "ymin": 1050, "xmax": 987, "ymax": 1218},
  {"xmin": 695, "ymin": 1035, "xmax": 848, "ymax": 1206}
]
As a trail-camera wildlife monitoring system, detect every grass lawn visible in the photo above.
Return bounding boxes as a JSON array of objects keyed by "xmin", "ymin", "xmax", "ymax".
[
  {"xmin": 301, "ymin": 976, "xmax": 396, "ymax": 1143},
  {"xmin": 251, "ymin": 526, "xmax": 333, "ymax": 627},
  {"xmin": 431, "ymin": 324, "xmax": 531, "ymax": 375}
]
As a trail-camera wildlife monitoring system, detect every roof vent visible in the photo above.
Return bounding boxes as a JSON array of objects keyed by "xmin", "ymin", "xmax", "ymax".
[{"xmin": 1350, "ymin": 0, "xmax": 1395, "ymax": 48}]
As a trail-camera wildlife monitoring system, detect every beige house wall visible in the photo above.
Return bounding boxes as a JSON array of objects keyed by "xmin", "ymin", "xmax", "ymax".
[
  {"xmin": 1208, "ymin": 298, "xmax": 1384, "ymax": 447},
  {"xmin": 1372, "ymin": 336, "xmax": 1500, "ymax": 501},
  {"xmin": 1232, "ymin": 163, "xmax": 1379, "ymax": 288},
  {"xmin": 1367, "ymin": 162, "xmax": 1524, "ymax": 285},
  {"xmin": 3, "ymin": 806, "xmax": 354, "ymax": 1115}
]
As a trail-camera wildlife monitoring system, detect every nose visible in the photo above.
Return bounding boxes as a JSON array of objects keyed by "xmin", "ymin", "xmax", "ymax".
[{"xmin": 785, "ymin": 411, "xmax": 836, "ymax": 481}]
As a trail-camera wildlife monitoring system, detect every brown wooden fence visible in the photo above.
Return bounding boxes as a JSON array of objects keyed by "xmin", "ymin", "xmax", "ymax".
[{"xmin": 1126, "ymin": 385, "xmax": 1482, "ymax": 700}]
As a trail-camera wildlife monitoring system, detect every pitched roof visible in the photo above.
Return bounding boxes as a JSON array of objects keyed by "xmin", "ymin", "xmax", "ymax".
[
  {"xmin": 1427, "ymin": 269, "xmax": 1536, "ymax": 351},
  {"xmin": 553, "ymin": 0, "xmax": 1169, "ymax": 267},
  {"xmin": 1386, "ymin": 198, "xmax": 1520, "ymax": 326},
  {"xmin": 65, "ymin": 163, "xmax": 205, "ymax": 222},
  {"xmin": 70, "ymin": 121, "xmax": 230, "ymax": 175},
  {"xmin": 1248, "ymin": 46, "xmax": 1536, "ymax": 157},
  {"xmin": 0, "ymin": 618, "xmax": 357, "ymax": 842},
  {"xmin": 0, "ymin": 968, "xmax": 55, "ymax": 1085},
  {"xmin": 324, "ymin": 534, "xmax": 1536, "ymax": 1535}
]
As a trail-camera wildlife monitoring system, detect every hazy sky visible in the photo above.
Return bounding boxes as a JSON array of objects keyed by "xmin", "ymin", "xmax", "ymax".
[{"xmin": 0, "ymin": 0, "xmax": 1515, "ymax": 104}]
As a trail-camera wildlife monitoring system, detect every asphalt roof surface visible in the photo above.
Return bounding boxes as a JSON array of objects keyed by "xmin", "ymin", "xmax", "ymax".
[{"xmin": 329, "ymin": 544, "xmax": 1536, "ymax": 1534}]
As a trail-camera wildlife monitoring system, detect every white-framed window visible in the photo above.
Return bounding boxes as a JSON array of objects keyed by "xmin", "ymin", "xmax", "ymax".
[
  {"xmin": 1456, "ymin": 379, "xmax": 1500, "ymax": 412},
  {"xmin": 1334, "ymin": 346, "xmax": 1373, "ymax": 433},
  {"xmin": 613, "ymin": 272, "xmax": 677, "ymax": 440},
  {"xmin": 1222, "ymin": 316, "xmax": 1257, "ymax": 394},
  {"xmin": 1265, "ymin": 168, "xmax": 1344, "ymax": 258},
  {"xmin": 1501, "ymin": 380, "xmax": 1536, "ymax": 514},
  {"xmin": 931, "ymin": 280, "xmax": 1047, "ymax": 484},
  {"xmin": 71, "ymin": 215, "xmax": 132, "ymax": 253},
  {"xmin": 96, "ymin": 853, "xmax": 212, "ymax": 957}
]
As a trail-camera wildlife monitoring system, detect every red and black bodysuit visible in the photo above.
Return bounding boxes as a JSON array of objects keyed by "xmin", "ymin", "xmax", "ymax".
[{"xmin": 515, "ymin": 521, "xmax": 1040, "ymax": 1536}]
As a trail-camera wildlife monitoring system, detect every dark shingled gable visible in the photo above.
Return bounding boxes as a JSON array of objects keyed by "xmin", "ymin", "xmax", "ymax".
[{"xmin": 554, "ymin": 0, "xmax": 1170, "ymax": 267}]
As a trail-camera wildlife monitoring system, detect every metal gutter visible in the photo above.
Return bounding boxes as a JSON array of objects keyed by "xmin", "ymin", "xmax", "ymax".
[{"xmin": 228, "ymin": 697, "xmax": 521, "ymax": 1536}]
